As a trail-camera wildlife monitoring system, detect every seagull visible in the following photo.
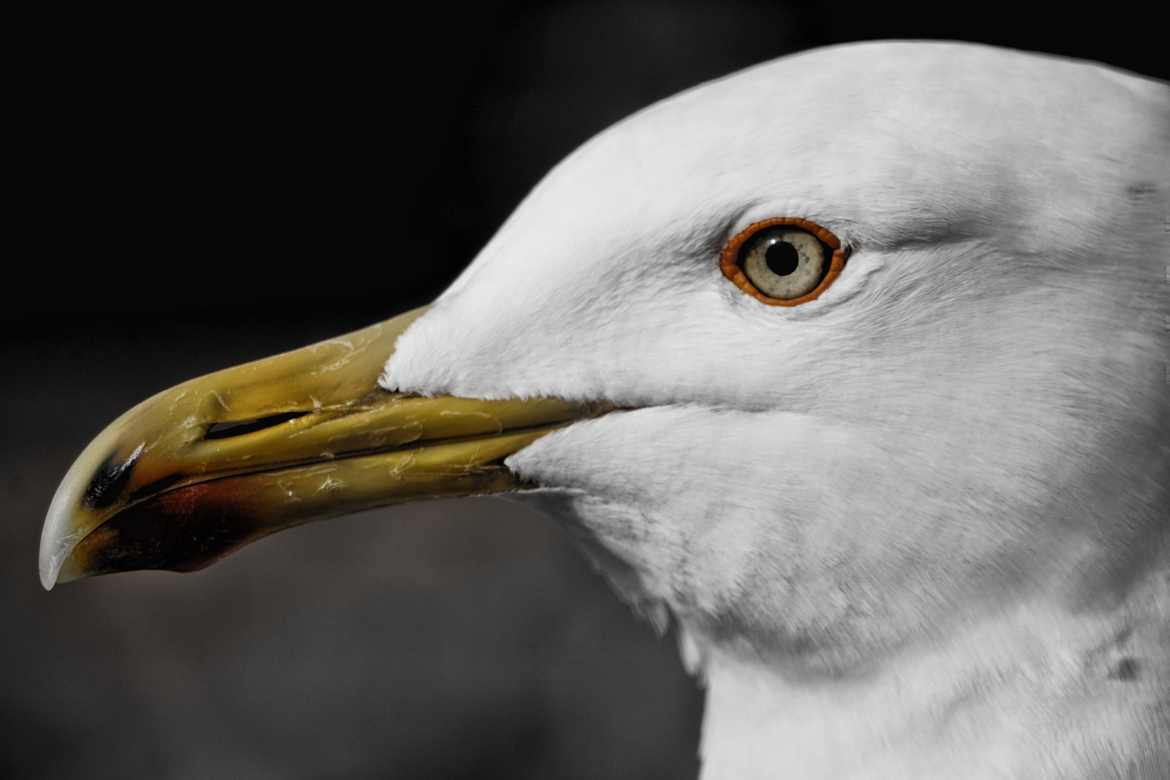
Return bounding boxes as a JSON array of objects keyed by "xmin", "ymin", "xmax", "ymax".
[{"xmin": 39, "ymin": 41, "xmax": 1168, "ymax": 778}]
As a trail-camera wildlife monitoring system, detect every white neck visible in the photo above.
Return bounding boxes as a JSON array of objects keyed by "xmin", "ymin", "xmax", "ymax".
[{"xmin": 696, "ymin": 565, "xmax": 1170, "ymax": 779}]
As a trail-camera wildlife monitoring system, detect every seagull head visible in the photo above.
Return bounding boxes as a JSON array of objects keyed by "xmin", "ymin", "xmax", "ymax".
[{"xmin": 40, "ymin": 42, "xmax": 1168, "ymax": 677}]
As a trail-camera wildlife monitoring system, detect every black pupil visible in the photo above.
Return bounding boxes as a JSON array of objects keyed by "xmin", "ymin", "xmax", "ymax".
[{"xmin": 765, "ymin": 240, "xmax": 800, "ymax": 276}]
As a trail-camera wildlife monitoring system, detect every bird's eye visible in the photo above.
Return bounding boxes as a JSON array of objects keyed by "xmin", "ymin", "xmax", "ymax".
[{"xmin": 719, "ymin": 218, "xmax": 847, "ymax": 306}]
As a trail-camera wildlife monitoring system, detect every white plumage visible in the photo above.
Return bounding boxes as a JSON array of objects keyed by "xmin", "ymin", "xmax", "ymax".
[{"xmin": 383, "ymin": 42, "xmax": 1169, "ymax": 778}]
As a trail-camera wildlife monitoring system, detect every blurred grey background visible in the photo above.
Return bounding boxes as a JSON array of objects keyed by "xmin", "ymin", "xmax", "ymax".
[{"xmin": 5, "ymin": 2, "xmax": 1166, "ymax": 778}]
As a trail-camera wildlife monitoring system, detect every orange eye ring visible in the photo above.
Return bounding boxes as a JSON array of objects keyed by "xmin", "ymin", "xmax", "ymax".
[{"xmin": 719, "ymin": 217, "xmax": 849, "ymax": 306}]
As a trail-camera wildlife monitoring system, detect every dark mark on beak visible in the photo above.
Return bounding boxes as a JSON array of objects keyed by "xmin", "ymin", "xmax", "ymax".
[{"xmin": 82, "ymin": 445, "xmax": 142, "ymax": 509}]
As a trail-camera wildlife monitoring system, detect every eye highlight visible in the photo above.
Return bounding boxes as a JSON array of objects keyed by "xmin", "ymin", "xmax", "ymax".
[{"xmin": 720, "ymin": 218, "xmax": 847, "ymax": 306}]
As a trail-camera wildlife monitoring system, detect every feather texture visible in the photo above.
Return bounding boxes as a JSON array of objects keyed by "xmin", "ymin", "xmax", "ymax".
[{"xmin": 383, "ymin": 41, "xmax": 1169, "ymax": 778}]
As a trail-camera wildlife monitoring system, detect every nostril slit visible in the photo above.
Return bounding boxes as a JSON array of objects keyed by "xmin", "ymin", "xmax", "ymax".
[{"xmin": 203, "ymin": 411, "xmax": 308, "ymax": 440}]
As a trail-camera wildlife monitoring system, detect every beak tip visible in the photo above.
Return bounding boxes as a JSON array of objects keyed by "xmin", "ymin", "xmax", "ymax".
[
  {"xmin": 38, "ymin": 553, "xmax": 60, "ymax": 591},
  {"xmin": 39, "ymin": 507, "xmax": 77, "ymax": 593},
  {"xmin": 39, "ymin": 538, "xmax": 89, "ymax": 590},
  {"xmin": 38, "ymin": 531, "xmax": 62, "ymax": 593},
  {"xmin": 40, "ymin": 456, "xmax": 95, "ymax": 592},
  {"xmin": 38, "ymin": 518, "xmax": 75, "ymax": 589}
]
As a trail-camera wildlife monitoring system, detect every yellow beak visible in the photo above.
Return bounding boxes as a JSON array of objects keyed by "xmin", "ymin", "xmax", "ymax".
[{"xmin": 39, "ymin": 306, "xmax": 608, "ymax": 590}]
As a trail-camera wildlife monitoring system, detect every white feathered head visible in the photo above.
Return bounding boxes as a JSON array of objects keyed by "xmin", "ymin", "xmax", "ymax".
[{"xmin": 42, "ymin": 43, "xmax": 1168, "ymax": 681}]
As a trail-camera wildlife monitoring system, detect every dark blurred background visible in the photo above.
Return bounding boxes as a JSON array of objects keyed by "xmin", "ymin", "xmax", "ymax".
[{"xmin": 4, "ymin": 3, "xmax": 1166, "ymax": 778}]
